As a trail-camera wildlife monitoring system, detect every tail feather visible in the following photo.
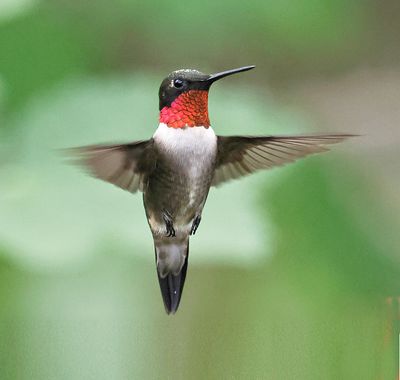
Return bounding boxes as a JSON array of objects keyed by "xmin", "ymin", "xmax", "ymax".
[{"xmin": 155, "ymin": 240, "xmax": 189, "ymax": 314}]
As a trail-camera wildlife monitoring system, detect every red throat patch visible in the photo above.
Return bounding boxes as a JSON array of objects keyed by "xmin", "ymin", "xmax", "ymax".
[{"xmin": 159, "ymin": 90, "xmax": 210, "ymax": 129}]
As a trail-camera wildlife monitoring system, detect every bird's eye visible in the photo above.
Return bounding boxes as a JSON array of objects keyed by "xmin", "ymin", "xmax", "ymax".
[{"xmin": 173, "ymin": 79, "xmax": 184, "ymax": 88}]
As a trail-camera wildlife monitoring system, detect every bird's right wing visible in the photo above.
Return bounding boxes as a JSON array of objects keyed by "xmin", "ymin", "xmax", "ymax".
[
  {"xmin": 69, "ymin": 139, "xmax": 155, "ymax": 193},
  {"xmin": 212, "ymin": 134, "xmax": 353, "ymax": 186}
]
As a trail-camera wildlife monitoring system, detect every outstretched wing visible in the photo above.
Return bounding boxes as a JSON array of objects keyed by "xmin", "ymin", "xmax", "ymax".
[
  {"xmin": 69, "ymin": 139, "xmax": 155, "ymax": 193},
  {"xmin": 212, "ymin": 134, "xmax": 353, "ymax": 186}
]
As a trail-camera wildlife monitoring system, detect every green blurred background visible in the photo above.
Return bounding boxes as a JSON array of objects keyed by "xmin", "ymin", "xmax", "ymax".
[{"xmin": 1, "ymin": 0, "xmax": 399, "ymax": 379}]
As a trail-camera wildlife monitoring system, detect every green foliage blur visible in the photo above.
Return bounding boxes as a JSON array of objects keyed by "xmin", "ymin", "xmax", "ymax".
[{"xmin": 1, "ymin": 1, "xmax": 399, "ymax": 379}]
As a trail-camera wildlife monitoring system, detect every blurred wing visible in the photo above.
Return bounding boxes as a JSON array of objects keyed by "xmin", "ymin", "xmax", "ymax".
[
  {"xmin": 69, "ymin": 139, "xmax": 155, "ymax": 193},
  {"xmin": 212, "ymin": 134, "xmax": 353, "ymax": 186}
]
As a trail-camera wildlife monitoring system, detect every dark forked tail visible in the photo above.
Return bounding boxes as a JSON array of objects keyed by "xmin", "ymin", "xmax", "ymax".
[{"xmin": 154, "ymin": 240, "xmax": 189, "ymax": 314}]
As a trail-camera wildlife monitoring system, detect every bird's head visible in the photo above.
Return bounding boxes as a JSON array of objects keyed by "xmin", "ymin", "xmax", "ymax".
[{"xmin": 158, "ymin": 66, "xmax": 255, "ymax": 129}]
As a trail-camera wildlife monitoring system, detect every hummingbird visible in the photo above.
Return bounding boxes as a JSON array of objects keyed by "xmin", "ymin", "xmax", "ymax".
[{"xmin": 73, "ymin": 65, "xmax": 352, "ymax": 314}]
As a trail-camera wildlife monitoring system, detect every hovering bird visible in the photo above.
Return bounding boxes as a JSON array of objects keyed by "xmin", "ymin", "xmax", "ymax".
[{"xmin": 73, "ymin": 65, "xmax": 351, "ymax": 314}]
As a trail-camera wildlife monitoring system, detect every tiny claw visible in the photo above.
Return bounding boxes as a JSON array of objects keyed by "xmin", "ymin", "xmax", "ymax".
[
  {"xmin": 166, "ymin": 225, "xmax": 176, "ymax": 237},
  {"xmin": 190, "ymin": 216, "xmax": 201, "ymax": 235},
  {"xmin": 163, "ymin": 210, "xmax": 176, "ymax": 238}
]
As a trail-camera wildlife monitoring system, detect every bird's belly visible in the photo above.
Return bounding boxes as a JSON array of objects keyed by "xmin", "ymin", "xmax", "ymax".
[
  {"xmin": 144, "ymin": 163, "xmax": 212, "ymax": 236},
  {"xmin": 144, "ymin": 124, "xmax": 217, "ymax": 235}
]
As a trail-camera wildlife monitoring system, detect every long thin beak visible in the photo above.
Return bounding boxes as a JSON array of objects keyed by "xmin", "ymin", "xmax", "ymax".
[{"xmin": 207, "ymin": 65, "xmax": 255, "ymax": 84}]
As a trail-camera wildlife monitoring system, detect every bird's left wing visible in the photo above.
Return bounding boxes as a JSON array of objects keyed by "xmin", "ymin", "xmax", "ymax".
[
  {"xmin": 69, "ymin": 139, "xmax": 155, "ymax": 193},
  {"xmin": 212, "ymin": 134, "xmax": 353, "ymax": 187}
]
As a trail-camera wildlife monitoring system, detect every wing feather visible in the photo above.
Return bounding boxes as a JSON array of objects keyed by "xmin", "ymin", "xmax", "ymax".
[
  {"xmin": 68, "ymin": 139, "xmax": 155, "ymax": 193},
  {"xmin": 212, "ymin": 134, "xmax": 354, "ymax": 186}
]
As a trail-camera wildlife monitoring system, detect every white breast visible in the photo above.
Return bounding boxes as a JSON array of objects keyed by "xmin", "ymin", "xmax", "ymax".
[{"xmin": 153, "ymin": 123, "xmax": 217, "ymax": 175}]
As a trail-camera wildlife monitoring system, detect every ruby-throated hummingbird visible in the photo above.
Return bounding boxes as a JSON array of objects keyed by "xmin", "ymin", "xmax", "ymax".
[{"xmin": 73, "ymin": 65, "xmax": 352, "ymax": 314}]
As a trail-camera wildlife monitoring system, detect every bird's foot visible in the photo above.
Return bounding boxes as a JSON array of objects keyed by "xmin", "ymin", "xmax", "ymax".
[
  {"xmin": 190, "ymin": 215, "xmax": 201, "ymax": 235},
  {"xmin": 163, "ymin": 210, "xmax": 175, "ymax": 237}
]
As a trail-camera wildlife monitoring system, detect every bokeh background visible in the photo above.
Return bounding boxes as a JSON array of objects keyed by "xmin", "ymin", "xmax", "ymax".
[{"xmin": 1, "ymin": 1, "xmax": 400, "ymax": 379}]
